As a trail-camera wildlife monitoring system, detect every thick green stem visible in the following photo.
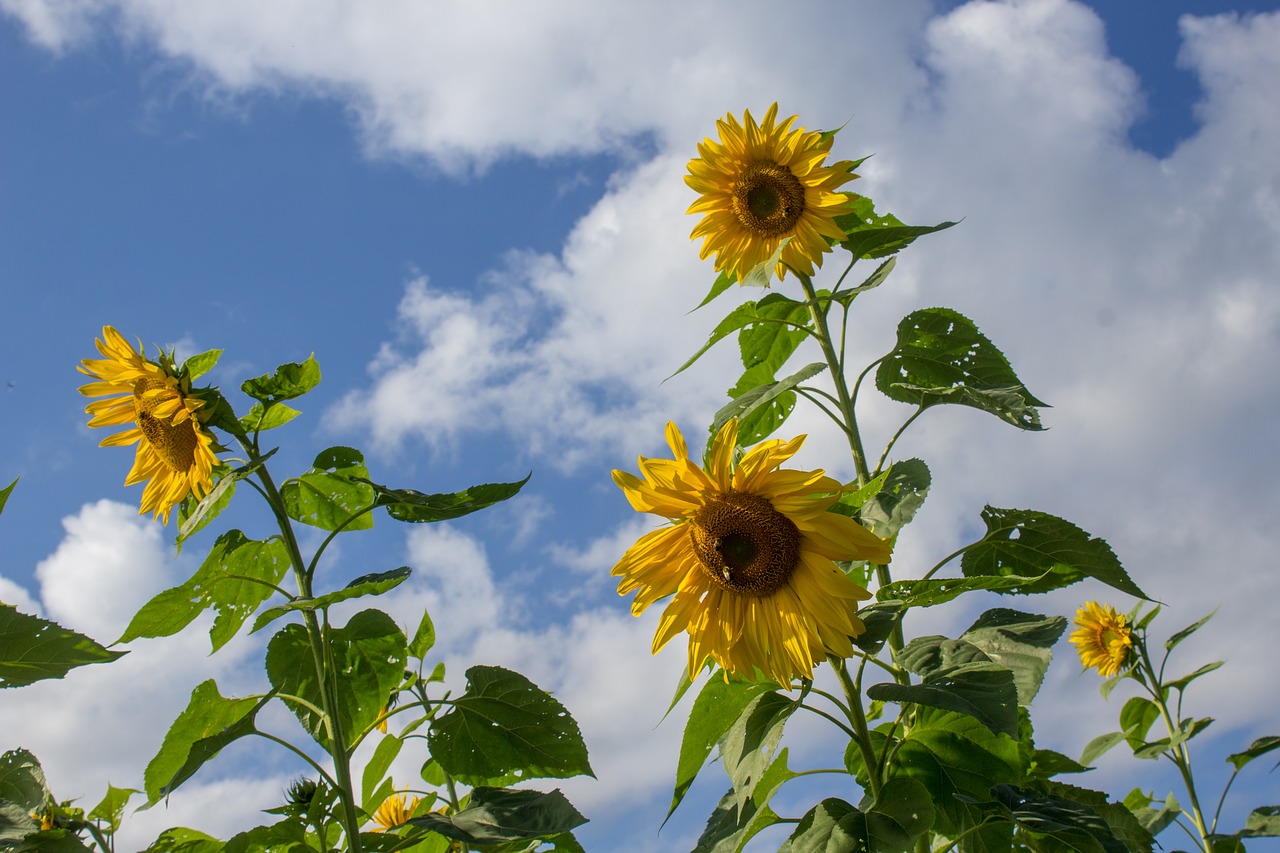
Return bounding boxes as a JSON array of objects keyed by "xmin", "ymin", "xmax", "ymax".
[
  {"xmin": 250, "ymin": 456, "xmax": 366, "ymax": 853},
  {"xmin": 830, "ymin": 657, "xmax": 881, "ymax": 801}
]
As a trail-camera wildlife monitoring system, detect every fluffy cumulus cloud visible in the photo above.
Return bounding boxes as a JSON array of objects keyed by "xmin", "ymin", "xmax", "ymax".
[{"xmin": 4, "ymin": 0, "xmax": 1280, "ymax": 846}]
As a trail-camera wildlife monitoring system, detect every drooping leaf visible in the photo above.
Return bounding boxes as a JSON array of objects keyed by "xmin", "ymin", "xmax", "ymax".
[
  {"xmin": 961, "ymin": 609, "xmax": 1068, "ymax": 706},
  {"xmin": 143, "ymin": 680, "xmax": 265, "ymax": 804},
  {"xmin": 427, "ymin": 666, "xmax": 593, "ymax": 787},
  {"xmin": 960, "ymin": 507, "xmax": 1147, "ymax": 599},
  {"xmin": 360, "ymin": 735, "xmax": 404, "ymax": 809},
  {"xmin": 241, "ymin": 355, "xmax": 321, "ymax": 403},
  {"xmin": 875, "ymin": 307, "xmax": 1046, "ymax": 430},
  {"xmin": 407, "ymin": 787, "xmax": 587, "ymax": 845},
  {"xmin": 714, "ymin": 362, "xmax": 826, "ymax": 446},
  {"xmin": 1079, "ymin": 733, "xmax": 1126, "ymax": 766},
  {"xmin": 851, "ymin": 601, "xmax": 902, "ymax": 654},
  {"xmin": 1039, "ymin": 781, "xmax": 1157, "ymax": 853},
  {"xmin": 281, "ymin": 447, "xmax": 376, "ymax": 531},
  {"xmin": 835, "ymin": 196, "xmax": 958, "ymax": 261},
  {"xmin": 176, "ymin": 450, "xmax": 276, "ymax": 548},
  {"xmin": 738, "ymin": 293, "xmax": 810, "ymax": 374},
  {"xmin": 668, "ymin": 676, "xmax": 775, "ymax": 820},
  {"xmin": 1165, "ymin": 610, "xmax": 1216, "ymax": 652},
  {"xmin": 366, "ymin": 475, "xmax": 529, "ymax": 524},
  {"xmin": 1124, "ymin": 789, "xmax": 1182, "ymax": 837},
  {"xmin": 692, "ymin": 787, "xmax": 781, "ymax": 853},
  {"xmin": 1241, "ymin": 806, "xmax": 1280, "ymax": 837},
  {"xmin": 251, "ymin": 567, "xmax": 411, "ymax": 633},
  {"xmin": 266, "ymin": 609, "xmax": 406, "ymax": 750},
  {"xmin": 860, "ymin": 458, "xmax": 930, "ymax": 541},
  {"xmin": 1119, "ymin": 697, "xmax": 1161, "ymax": 755},
  {"xmin": 1227, "ymin": 736, "xmax": 1280, "ymax": 771},
  {"xmin": 831, "ymin": 256, "xmax": 897, "ymax": 307},
  {"xmin": 1029, "ymin": 750, "xmax": 1090, "ymax": 779},
  {"xmin": 0, "ymin": 606, "xmax": 125, "ymax": 688},
  {"xmin": 869, "ymin": 663, "xmax": 1019, "ymax": 738},
  {"xmin": 120, "ymin": 530, "xmax": 290, "ymax": 653}
]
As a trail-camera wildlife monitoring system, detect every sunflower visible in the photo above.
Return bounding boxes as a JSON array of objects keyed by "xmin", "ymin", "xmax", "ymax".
[
  {"xmin": 370, "ymin": 791, "xmax": 421, "ymax": 831},
  {"xmin": 78, "ymin": 326, "xmax": 219, "ymax": 525},
  {"xmin": 686, "ymin": 104, "xmax": 858, "ymax": 284},
  {"xmin": 611, "ymin": 419, "xmax": 892, "ymax": 684},
  {"xmin": 1070, "ymin": 601, "xmax": 1134, "ymax": 677}
]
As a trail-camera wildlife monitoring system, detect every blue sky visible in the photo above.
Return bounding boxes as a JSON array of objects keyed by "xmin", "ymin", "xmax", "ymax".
[{"xmin": 3, "ymin": 0, "xmax": 1280, "ymax": 850}]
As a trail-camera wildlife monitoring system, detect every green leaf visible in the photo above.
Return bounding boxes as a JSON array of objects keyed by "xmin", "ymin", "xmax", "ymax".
[
  {"xmin": 693, "ymin": 271, "xmax": 735, "ymax": 311},
  {"xmin": 180, "ymin": 348, "xmax": 222, "ymax": 381},
  {"xmin": 0, "ymin": 605, "xmax": 125, "ymax": 688},
  {"xmin": 88, "ymin": 785, "xmax": 139, "ymax": 833},
  {"xmin": 876, "ymin": 572, "xmax": 1058, "ymax": 608},
  {"xmin": 1119, "ymin": 697, "xmax": 1160, "ymax": 754},
  {"xmin": 869, "ymin": 663, "xmax": 1020, "ymax": 738},
  {"xmin": 691, "ymin": 786, "xmax": 781, "ymax": 853},
  {"xmin": 868, "ymin": 776, "xmax": 935, "ymax": 852},
  {"xmin": 143, "ymin": 680, "xmax": 264, "ymax": 804},
  {"xmin": 860, "ymin": 458, "xmax": 930, "ymax": 540},
  {"xmin": 240, "ymin": 402, "xmax": 301, "ymax": 434},
  {"xmin": 896, "ymin": 635, "xmax": 992, "ymax": 678},
  {"xmin": 1030, "ymin": 750, "xmax": 1090, "ymax": 779},
  {"xmin": 885, "ymin": 709, "xmax": 1022, "ymax": 837},
  {"xmin": 1041, "ymin": 781, "xmax": 1156, "ymax": 853},
  {"xmin": 713, "ymin": 362, "xmax": 826, "ymax": 446},
  {"xmin": 851, "ymin": 601, "xmax": 902, "ymax": 654},
  {"xmin": 366, "ymin": 476, "xmax": 529, "ymax": 524},
  {"xmin": 266, "ymin": 609, "xmax": 406, "ymax": 750},
  {"xmin": 1165, "ymin": 610, "xmax": 1215, "ymax": 652},
  {"xmin": 719, "ymin": 692, "xmax": 796, "ymax": 817},
  {"xmin": 831, "ymin": 256, "xmax": 896, "ymax": 307},
  {"xmin": 1208, "ymin": 835, "xmax": 1249, "ymax": 852},
  {"xmin": 408, "ymin": 608, "xmax": 436, "ymax": 660},
  {"xmin": 960, "ymin": 507, "xmax": 1148, "ymax": 599},
  {"xmin": 961, "ymin": 609, "xmax": 1067, "ymax": 706},
  {"xmin": 120, "ymin": 530, "xmax": 290, "ymax": 653},
  {"xmin": 251, "ymin": 567, "xmax": 411, "ymax": 634},
  {"xmin": 407, "ymin": 787, "xmax": 587, "ymax": 845},
  {"xmin": 141, "ymin": 827, "xmax": 220, "ymax": 852},
  {"xmin": 241, "ymin": 355, "xmax": 321, "ymax": 403},
  {"xmin": 281, "ymin": 447, "xmax": 376, "ymax": 532},
  {"xmin": 1166, "ymin": 660, "xmax": 1223, "ymax": 693},
  {"xmin": 361, "ymin": 735, "xmax": 404, "ymax": 809},
  {"xmin": 0, "ymin": 477, "xmax": 17, "ymax": 516},
  {"xmin": 835, "ymin": 196, "xmax": 958, "ymax": 261},
  {"xmin": 1242, "ymin": 806, "xmax": 1280, "ymax": 837},
  {"xmin": 1227, "ymin": 735, "xmax": 1280, "ymax": 771},
  {"xmin": 176, "ymin": 450, "xmax": 276, "ymax": 548},
  {"xmin": 1125, "ymin": 789, "xmax": 1181, "ymax": 837},
  {"xmin": 738, "ymin": 293, "xmax": 810, "ymax": 373},
  {"xmin": 668, "ymin": 676, "xmax": 774, "ymax": 820},
  {"xmin": 778, "ymin": 798, "xmax": 869, "ymax": 853},
  {"xmin": 427, "ymin": 666, "xmax": 593, "ymax": 787},
  {"xmin": 1079, "ymin": 733, "xmax": 1126, "ymax": 766},
  {"xmin": 992, "ymin": 784, "xmax": 1131, "ymax": 853},
  {"xmin": 0, "ymin": 749, "xmax": 48, "ymax": 836},
  {"xmin": 875, "ymin": 307, "xmax": 1046, "ymax": 430}
]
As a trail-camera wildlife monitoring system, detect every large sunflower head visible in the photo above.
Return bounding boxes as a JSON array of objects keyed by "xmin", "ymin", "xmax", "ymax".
[
  {"xmin": 1070, "ymin": 601, "xmax": 1134, "ymax": 678},
  {"xmin": 611, "ymin": 419, "xmax": 892, "ymax": 685},
  {"xmin": 78, "ymin": 326, "xmax": 220, "ymax": 525},
  {"xmin": 370, "ymin": 791, "xmax": 421, "ymax": 832},
  {"xmin": 686, "ymin": 104, "xmax": 858, "ymax": 284}
]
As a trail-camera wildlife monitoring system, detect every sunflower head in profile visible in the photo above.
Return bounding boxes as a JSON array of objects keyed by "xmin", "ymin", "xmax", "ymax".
[
  {"xmin": 370, "ymin": 791, "xmax": 422, "ymax": 832},
  {"xmin": 78, "ymin": 326, "xmax": 220, "ymax": 525},
  {"xmin": 611, "ymin": 419, "xmax": 892, "ymax": 685},
  {"xmin": 1070, "ymin": 601, "xmax": 1134, "ymax": 678},
  {"xmin": 686, "ymin": 104, "xmax": 858, "ymax": 284}
]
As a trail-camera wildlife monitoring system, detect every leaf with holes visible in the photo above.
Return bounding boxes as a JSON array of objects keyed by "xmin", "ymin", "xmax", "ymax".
[
  {"xmin": 241, "ymin": 355, "xmax": 321, "ymax": 403},
  {"xmin": 281, "ymin": 447, "xmax": 376, "ymax": 531},
  {"xmin": 860, "ymin": 458, "xmax": 930, "ymax": 540},
  {"xmin": 875, "ymin": 307, "xmax": 1046, "ymax": 430},
  {"xmin": 835, "ymin": 196, "xmax": 959, "ymax": 261},
  {"xmin": 0, "ymin": 605, "xmax": 125, "ymax": 689}
]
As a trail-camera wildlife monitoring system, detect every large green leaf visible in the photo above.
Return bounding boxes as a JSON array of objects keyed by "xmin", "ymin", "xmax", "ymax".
[
  {"xmin": 835, "ymin": 196, "xmax": 958, "ymax": 261},
  {"xmin": 407, "ymin": 787, "xmax": 587, "ymax": 845},
  {"xmin": 0, "ymin": 606, "xmax": 125, "ymax": 688},
  {"xmin": 0, "ymin": 749, "xmax": 47, "ymax": 842},
  {"xmin": 960, "ymin": 507, "xmax": 1147, "ymax": 599},
  {"xmin": 714, "ymin": 362, "xmax": 825, "ymax": 446},
  {"xmin": 120, "ymin": 530, "xmax": 290, "ymax": 653},
  {"xmin": 241, "ymin": 356, "xmax": 321, "ymax": 403},
  {"xmin": 877, "ymin": 571, "xmax": 1058, "ymax": 608},
  {"xmin": 143, "ymin": 680, "xmax": 265, "ymax": 804},
  {"xmin": 281, "ymin": 447, "xmax": 376, "ymax": 531},
  {"xmin": 993, "ymin": 784, "xmax": 1131, "ymax": 853},
  {"xmin": 672, "ymin": 290, "xmax": 810, "ymax": 381},
  {"xmin": 690, "ymin": 784, "xmax": 782, "ymax": 853},
  {"xmin": 251, "ymin": 567, "xmax": 411, "ymax": 634},
  {"xmin": 778, "ymin": 798, "xmax": 870, "ymax": 853},
  {"xmin": 365, "ymin": 476, "xmax": 529, "ymax": 524},
  {"xmin": 875, "ymin": 307, "xmax": 1046, "ymax": 430},
  {"xmin": 266, "ymin": 609, "xmax": 406, "ymax": 750},
  {"xmin": 427, "ymin": 666, "xmax": 593, "ymax": 787},
  {"xmin": 1036, "ymin": 781, "xmax": 1157, "ymax": 853},
  {"xmin": 867, "ymin": 776, "xmax": 935, "ymax": 852},
  {"xmin": 1242, "ymin": 806, "xmax": 1280, "ymax": 837},
  {"xmin": 176, "ymin": 450, "xmax": 277, "ymax": 548},
  {"xmin": 668, "ymin": 677, "xmax": 775, "ymax": 820},
  {"xmin": 720, "ymin": 692, "xmax": 796, "ymax": 817},
  {"xmin": 961, "ymin": 609, "xmax": 1067, "ymax": 706},
  {"xmin": 869, "ymin": 663, "xmax": 1019, "ymax": 738},
  {"xmin": 860, "ymin": 459, "xmax": 930, "ymax": 540}
]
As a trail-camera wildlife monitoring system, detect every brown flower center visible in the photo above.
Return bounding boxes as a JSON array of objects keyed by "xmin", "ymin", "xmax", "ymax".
[
  {"xmin": 689, "ymin": 492, "xmax": 801, "ymax": 596},
  {"xmin": 133, "ymin": 377, "xmax": 199, "ymax": 472},
  {"xmin": 731, "ymin": 161, "xmax": 806, "ymax": 237}
]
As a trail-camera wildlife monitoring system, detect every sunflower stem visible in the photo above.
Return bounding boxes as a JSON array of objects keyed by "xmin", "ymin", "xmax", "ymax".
[
  {"xmin": 246, "ymin": 450, "xmax": 366, "ymax": 853},
  {"xmin": 830, "ymin": 656, "xmax": 881, "ymax": 801}
]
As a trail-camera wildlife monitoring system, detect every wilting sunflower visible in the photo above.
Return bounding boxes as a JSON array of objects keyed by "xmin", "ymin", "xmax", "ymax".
[
  {"xmin": 371, "ymin": 792, "xmax": 421, "ymax": 831},
  {"xmin": 78, "ymin": 326, "xmax": 219, "ymax": 525},
  {"xmin": 611, "ymin": 419, "xmax": 892, "ymax": 684},
  {"xmin": 1070, "ymin": 601, "xmax": 1134, "ymax": 677},
  {"xmin": 686, "ymin": 103, "xmax": 858, "ymax": 284}
]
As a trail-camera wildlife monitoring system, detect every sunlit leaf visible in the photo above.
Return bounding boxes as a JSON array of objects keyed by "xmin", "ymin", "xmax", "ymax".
[
  {"xmin": 835, "ymin": 196, "xmax": 958, "ymax": 261},
  {"xmin": 251, "ymin": 567, "xmax": 411, "ymax": 634},
  {"xmin": 281, "ymin": 447, "xmax": 376, "ymax": 531},
  {"xmin": 860, "ymin": 458, "xmax": 930, "ymax": 540},
  {"xmin": 1242, "ymin": 806, "xmax": 1280, "ymax": 837},
  {"xmin": 0, "ymin": 605, "xmax": 125, "ymax": 688},
  {"xmin": 1227, "ymin": 736, "xmax": 1280, "ymax": 771},
  {"xmin": 720, "ymin": 692, "xmax": 796, "ymax": 817},
  {"xmin": 88, "ymin": 785, "xmax": 139, "ymax": 833},
  {"xmin": 714, "ymin": 362, "xmax": 826, "ymax": 445},
  {"xmin": 240, "ymin": 402, "xmax": 301, "ymax": 434},
  {"xmin": 241, "ymin": 355, "xmax": 321, "ymax": 403},
  {"xmin": 366, "ymin": 476, "xmax": 529, "ymax": 524}
]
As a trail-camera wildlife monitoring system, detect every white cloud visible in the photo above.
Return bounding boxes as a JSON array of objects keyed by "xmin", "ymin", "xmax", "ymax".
[{"xmin": 0, "ymin": 575, "xmax": 41, "ymax": 615}]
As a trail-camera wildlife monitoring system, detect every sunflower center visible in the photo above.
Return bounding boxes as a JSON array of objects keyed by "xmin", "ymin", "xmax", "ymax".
[
  {"xmin": 689, "ymin": 492, "xmax": 801, "ymax": 596},
  {"xmin": 731, "ymin": 162, "xmax": 807, "ymax": 238},
  {"xmin": 133, "ymin": 378, "xmax": 199, "ymax": 473}
]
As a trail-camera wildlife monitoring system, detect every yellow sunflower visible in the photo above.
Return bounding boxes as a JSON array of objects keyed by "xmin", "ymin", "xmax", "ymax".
[
  {"xmin": 611, "ymin": 419, "xmax": 892, "ymax": 684},
  {"xmin": 78, "ymin": 326, "xmax": 219, "ymax": 525},
  {"xmin": 371, "ymin": 791, "xmax": 421, "ymax": 831},
  {"xmin": 686, "ymin": 104, "xmax": 858, "ymax": 284},
  {"xmin": 1070, "ymin": 601, "xmax": 1134, "ymax": 677}
]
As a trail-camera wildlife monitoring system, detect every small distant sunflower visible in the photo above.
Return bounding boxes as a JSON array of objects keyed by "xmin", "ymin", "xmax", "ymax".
[
  {"xmin": 78, "ymin": 326, "xmax": 219, "ymax": 525},
  {"xmin": 686, "ymin": 103, "xmax": 858, "ymax": 283},
  {"xmin": 611, "ymin": 419, "xmax": 892, "ymax": 684},
  {"xmin": 371, "ymin": 792, "xmax": 421, "ymax": 831},
  {"xmin": 1070, "ymin": 601, "xmax": 1134, "ymax": 677}
]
